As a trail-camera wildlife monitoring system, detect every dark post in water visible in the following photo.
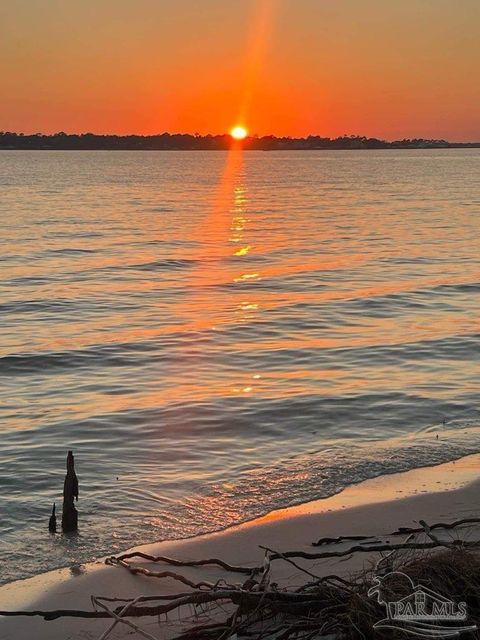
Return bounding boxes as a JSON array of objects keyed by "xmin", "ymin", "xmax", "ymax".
[
  {"xmin": 48, "ymin": 503, "xmax": 57, "ymax": 532},
  {"xmin": 61, "ymin": 450, "xmax": 79, "ymax": 532}
]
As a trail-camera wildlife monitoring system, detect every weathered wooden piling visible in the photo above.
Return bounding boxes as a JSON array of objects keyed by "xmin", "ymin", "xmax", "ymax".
[
  {"xmin": 48, "ymin": 503, "xmax": 57, "ymax": 532},
  {"xmin": 61, "ymin": 450, "xmax": 79, "ymax": 533}
]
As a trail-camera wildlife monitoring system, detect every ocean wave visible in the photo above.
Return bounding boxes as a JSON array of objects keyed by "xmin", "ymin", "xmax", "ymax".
[
  {"xmin": 130, "ymin": 258, "xmax": 198, "ymax": 271},
  {"xmin": 0, "ymin": 341, "xmax": 171, "ymax": 375}
]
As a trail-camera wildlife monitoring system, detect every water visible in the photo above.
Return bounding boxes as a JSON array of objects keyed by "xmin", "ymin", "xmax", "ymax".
[{"xmin": 1, "ymin": 149, "xmax": 479, "ymax": 585}]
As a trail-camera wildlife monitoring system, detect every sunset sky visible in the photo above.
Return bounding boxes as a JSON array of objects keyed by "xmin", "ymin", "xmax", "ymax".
[{"xmin": 1, "ymin": 0, "xmax": 479, "ymax": 140}]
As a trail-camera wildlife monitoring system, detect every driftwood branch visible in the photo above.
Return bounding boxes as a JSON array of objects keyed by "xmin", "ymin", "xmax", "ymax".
[
  {"xmin": 94, "ymin": 596, "xmax": 157, "ymax": 640},
  {"xmin": 313, "ymin": 535, "xmax": 375, "ymax": 547},
  {"xmin": 270, "ymin": 540, "xmax": 471, "ymax": 561},
  {"xmin": 108, "ymin": 552, "xmax": 260, "ymax": 575},
  {"xmin": 259, "ymin": 545, "xmax": 323, "ymax": 582},
  {"xmin": 389, "ymin": 517, "xmax": 480, "ymax": 535},
  {"xmin": 312, "ymin": 517, "xmax": 480, "ymax": 546},
  {"xmin": 109, "ymin": 557, "xmax": 223, "ymax": 589},
  {"xmin": 419, "ymin": 519, "xmax": 457, "ymax": 550},
  {"xmin": 0, "ymin": 590, "xmax": 325, "ymax": 620}
]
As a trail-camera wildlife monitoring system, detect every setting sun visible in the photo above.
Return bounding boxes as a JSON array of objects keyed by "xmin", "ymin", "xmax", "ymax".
[{"xmin": 230, "ymin": 126, "xmax": 248, "ymax": 140}]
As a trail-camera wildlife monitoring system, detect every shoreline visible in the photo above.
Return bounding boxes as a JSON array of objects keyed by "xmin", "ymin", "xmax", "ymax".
[
  {"xmin": 1, "ymin": 452, "xmax": 479, "ymax": 639},
  {"xmin": 5, "ymin": 425, "xmax": 480, "ymax": 588},
  {"xmin": 2, "ymin": 442, "xmax": 479, "ymax": 587}
]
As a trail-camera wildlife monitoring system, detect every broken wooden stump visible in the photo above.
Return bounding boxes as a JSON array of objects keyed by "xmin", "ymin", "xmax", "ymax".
[
  {"xmin": 61, "ymin": 450, "xmax": 79, "ymax": 533},
  {"xmin": 48, "ymin": 503, "xmax": 57, "ymax": 533}
]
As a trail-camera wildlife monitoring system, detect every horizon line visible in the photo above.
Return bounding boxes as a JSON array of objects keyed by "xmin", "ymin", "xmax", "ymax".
[{"xmin": 2, "ymin": 131, "xmax": 480, "ymax": 145}]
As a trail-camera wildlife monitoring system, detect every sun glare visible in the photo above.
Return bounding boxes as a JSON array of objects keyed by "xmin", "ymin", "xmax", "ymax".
[{"xmin": 230, "ymin": 126, "xmax": 248, "ymax": 140}]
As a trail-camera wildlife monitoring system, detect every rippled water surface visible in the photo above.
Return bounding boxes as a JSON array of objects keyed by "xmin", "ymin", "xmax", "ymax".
[{"xmin": 1, "ymin": 149, "xmax": 479, "ymax": 584}]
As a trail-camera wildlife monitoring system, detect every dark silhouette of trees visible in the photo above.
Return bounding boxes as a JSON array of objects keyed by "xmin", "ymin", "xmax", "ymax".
[{"xmin": 0, "ymin": 131, "xmax": 476, "ymax": 151}]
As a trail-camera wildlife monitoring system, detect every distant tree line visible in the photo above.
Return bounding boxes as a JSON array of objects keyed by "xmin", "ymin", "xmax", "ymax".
[{"xmin": 0, "ymin": 131, "xmax": 479, "ymax": 150}]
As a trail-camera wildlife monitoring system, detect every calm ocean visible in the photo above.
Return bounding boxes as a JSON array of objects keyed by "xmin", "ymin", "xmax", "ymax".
[{"xmin": 1, "ymin": 149, "xmax": 479, "ymax": 584}]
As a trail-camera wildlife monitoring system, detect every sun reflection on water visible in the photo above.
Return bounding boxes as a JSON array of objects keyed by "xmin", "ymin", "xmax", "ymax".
[{"xmin": 234, "ymin": 246, "xmax": 251, "ymax": 256}]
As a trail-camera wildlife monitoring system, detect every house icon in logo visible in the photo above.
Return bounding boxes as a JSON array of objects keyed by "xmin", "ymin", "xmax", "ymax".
[{"xmin": 368, "ymin": 571, "xmax": 477, "ymax": 638}]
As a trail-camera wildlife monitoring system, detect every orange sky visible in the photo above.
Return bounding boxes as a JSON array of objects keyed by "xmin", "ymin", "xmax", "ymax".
[{"xmin": 1, "ymin": 0, "xmax": 479, "ymax": 140}]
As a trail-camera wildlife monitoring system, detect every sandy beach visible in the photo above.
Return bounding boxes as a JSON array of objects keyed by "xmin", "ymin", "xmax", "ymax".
[{"xmin": 1, "ymin": 453, "xmax": 479, "ymax": 639}]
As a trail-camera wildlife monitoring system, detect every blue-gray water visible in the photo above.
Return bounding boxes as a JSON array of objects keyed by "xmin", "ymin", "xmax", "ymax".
[{"xmin": 1, "ymin": 149, "xmax": 479, "ymax": 585}]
